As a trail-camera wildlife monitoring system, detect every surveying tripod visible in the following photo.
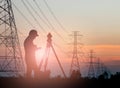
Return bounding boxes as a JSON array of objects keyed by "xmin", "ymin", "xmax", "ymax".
[{"xmin": 39, "ymin": 33, "xmax": 66, "ymax": 78}]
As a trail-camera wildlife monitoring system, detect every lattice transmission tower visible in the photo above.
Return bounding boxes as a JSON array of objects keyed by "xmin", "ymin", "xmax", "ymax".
[
  {"xmin": 69, "ymin": 31, "xmax": 83, "ymax": 77},
  {"xmin": 0, "ymin": 0, "xmax": 25, "ymax": 77},
  {"xmin": 88, "ymin": 52, "xmax": 111, "ymax": 78},
  {"xmin": 88, "ymin": 50, "xmax": 95, "ymax": 78}
]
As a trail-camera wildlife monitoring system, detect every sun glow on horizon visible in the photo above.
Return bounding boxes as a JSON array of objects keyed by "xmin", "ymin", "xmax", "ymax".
[{"xmin": 35, "ymin": 49, "xmax": 45, "ymax": 65}]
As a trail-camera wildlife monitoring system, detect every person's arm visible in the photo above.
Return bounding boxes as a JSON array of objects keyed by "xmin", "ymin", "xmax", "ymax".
[{"xmin": 33, "ymin": 45, "xmax": 41, "ymax": 50}]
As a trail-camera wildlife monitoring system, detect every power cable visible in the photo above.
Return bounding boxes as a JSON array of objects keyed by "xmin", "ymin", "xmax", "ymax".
[
  {"xmin": 12, "ymin": 3, "xmax": 34, "ymax": 28},
  {"xmin": 43, "ymin": 0, "xmax": 68, "ymax": 33},
  {"xmin": 25, "ymin": 0, "xmax": 50, "ymax": 29},
  {"xmin": 53, "ymin": 42, "xmax": 69, "ymax": 58},
  {"xmin": 33, "ymin": 0, "xmax": 66, "ymax": 42},
  {"xmin": 21, "ymin": 0, "xmax": 46, "ymax": 33}
]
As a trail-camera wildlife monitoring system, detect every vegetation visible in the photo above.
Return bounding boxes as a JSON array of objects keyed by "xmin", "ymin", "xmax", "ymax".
[{"xmin": 0, "ymin": 71, "xmax": 120, "ymax": 88}]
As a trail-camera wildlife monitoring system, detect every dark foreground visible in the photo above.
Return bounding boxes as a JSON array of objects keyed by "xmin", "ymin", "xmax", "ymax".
[{"xmin": 0, "ymin": 77, "xmax": 119, "ymax": 88}]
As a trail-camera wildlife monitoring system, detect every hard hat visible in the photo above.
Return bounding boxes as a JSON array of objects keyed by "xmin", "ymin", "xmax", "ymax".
[{"xmin": 29, "ymin": 29, "xmax": 38, "ymax": 36}]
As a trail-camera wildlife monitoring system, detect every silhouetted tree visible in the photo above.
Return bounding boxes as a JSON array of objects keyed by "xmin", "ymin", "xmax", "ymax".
[{"xmin": 70, "ymin": 70, "xmax": 81, "ymax": 79}]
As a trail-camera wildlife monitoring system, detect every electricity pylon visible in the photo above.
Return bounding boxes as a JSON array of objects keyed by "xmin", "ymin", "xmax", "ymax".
[
  {"xmin": 0, "ymin": 0, "xmax": 25, "ymax": 77},
  {"xmin": 88, "ymin": 50, "xmax": 95, "ymax": 78},
  {"xmin": 96, "ymin": 58, "xmax": 111, "ymax": 78},
  {"xmin": 39, "ymin": 33, "xmax": 66, "ymax": 78},
  {"xmin": 69, "ymin": 31, "xmax": 82, "ymax": 77}
]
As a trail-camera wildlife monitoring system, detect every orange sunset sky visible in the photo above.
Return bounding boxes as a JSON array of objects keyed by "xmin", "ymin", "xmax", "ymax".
[{"xmin": 3, "ymin": 0, "xmax": 120, "ymax": 76}]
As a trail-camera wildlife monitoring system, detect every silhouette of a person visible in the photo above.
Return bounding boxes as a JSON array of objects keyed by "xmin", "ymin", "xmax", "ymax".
[{"xmin": 24, "ymin": 30, "xmax": 40, "ymax": 78}]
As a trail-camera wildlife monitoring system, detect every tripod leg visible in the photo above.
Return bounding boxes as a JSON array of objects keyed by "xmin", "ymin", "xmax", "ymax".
[
  {"xmin": 44, "ymin": 48, "xmax": 50, "ymax": 72},
  {"xmin": 51, "ymin": 44, "xmax": 66, "ymax": 78},
  {"xmin": 39, "ymin": 59, "xmax": 43, "ymax": 70}
]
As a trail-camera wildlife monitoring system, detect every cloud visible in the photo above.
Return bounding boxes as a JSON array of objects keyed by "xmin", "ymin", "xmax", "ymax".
[{"xmin": 83, "ymin": 45, "xmax": 120, "ymax": 61}]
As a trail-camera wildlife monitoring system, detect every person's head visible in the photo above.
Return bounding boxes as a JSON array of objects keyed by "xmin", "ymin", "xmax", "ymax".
[{"xmin": 29, "ymin": 29, "xmax": 38, "ymax": 39}]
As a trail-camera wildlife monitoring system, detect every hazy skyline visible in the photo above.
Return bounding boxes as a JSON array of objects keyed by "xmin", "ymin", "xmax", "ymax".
[{"xmin": 9, "ymin": 0, "xmax": 120, "ymax": 76}]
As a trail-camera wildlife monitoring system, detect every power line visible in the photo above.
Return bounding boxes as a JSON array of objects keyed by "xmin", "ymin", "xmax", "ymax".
[
  {"xmin": 14, "ymin": 0, "xmax": 68, "ymax": 40},
  {"xmin": 43, "ymin": 0, "xmax": 68, "ymax": 33},
  {"xmin": 13, "ymin": 2, "xmax": 45, "ymax": 37},
  {"xmin": 25, "ymin": 0, "xmax": 50, "ymax": 29},
  {"xmin": 12, "ymin": 3, "xmax": 34, "ymax": 28},
  {"xmin": 53, "ymin": 42, "xmax": 69, "ymax": 58},
  {"xmin": 21, "ymin": 0, "xmax": 46, "ymax": 33},
  {"xmin": 33, "ymin": 0, "xmax": 65, "ymax": 41},
  {"xmin": 14, "ymin": 0, "xmax": 67, "ymax": 49},
  {"xmin": 33, "ymin": 0, "xmax": 54, "ymax": 29}
]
